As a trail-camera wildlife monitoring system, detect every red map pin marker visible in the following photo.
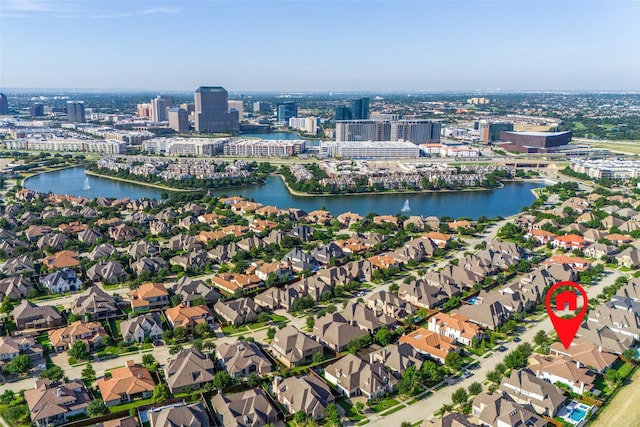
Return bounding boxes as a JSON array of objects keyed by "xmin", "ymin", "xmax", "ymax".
[{"xmin": 545, "ymin": 281, "xmax": 588, "ymax": 349}]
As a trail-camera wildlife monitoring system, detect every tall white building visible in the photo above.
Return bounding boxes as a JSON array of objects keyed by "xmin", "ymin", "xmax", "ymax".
[
  {"xmin": 289, "ymin": 117, "xmax": 319, "ymax": 135},
  {"xmin": 321, "ymin": 141, "xmax": 420, "ymax": 159},
  {"xmin": 228, "ymin": 100, "xmax": 244, "ymax": 120}
]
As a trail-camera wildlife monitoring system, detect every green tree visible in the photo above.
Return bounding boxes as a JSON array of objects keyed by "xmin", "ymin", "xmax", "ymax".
[
  {"xmin": 306, "ymin": 315, "xmax": 315, "ymax": 330},
  {"xmin": 87, "ymin": 399, "xmax": 108, "ymax": 417},
  {"xmin": 312, "ymin": 351, "xmax": 325, "ymax": 364},
  {"xmin": 421, "ymin": 360, "xmax": 444, "ymax": 385},
  {"xmin": 192, "ymin": 296, "xmax": 207, "ymax": 306},
  {"xmin": 5, "ymin": 355, "xmax": 30, "ymax": 375},
  {"xmin": 267, "ymin": 327, "xmax": 276, "ymax": 340},
  {"xmin": 397, "ymin": 365, "xmax": 422, "ymax": 396},
  {"xmin": 142, "ymin": 354, "xmax": 156, "ymax": 368},
  {"xmin": 294, "ymin": 410, "xmax": 307, "ymax": 426},
  {"xmin": 246, "ymin": 372, "xmax": 260, "ymax": 387},
  {"xmin": 213, "ymin": 370, "xmax": 234, "ymax": 390},
  {"xmin": 68, "ymin": 341, "xmax": 88, "ymax": 360},
  {"xmin": 451, "ymin": 387, "xmax": 469, "ymax": 405},
  {"xmin": 355, "ymin": 402, "xmax": 365, "ymax": 415},
  {"xmin": 173, "ymin": 326, "xmax": 187, "ymax": 342},
  {"xmin": 0, "ymin": 296, "xmax": 14, "ymax": 314},
  {"xmin": 0, "ymin": 390, "xmax": 15, "ymax": 405},
  {"xmin": 325, "ymin": 402, "xmax": 342, "ymax": 426},
  {"xmin": 40, "ymin": 366, "xmax": 64, "ymax": 382},
  {"xmin": 374, "ymin": 327, "xmax": 392, "ymax": 346},
  {"xmin": 194, "ymin": 322, "xmax": 211, "ymax": 338},
  {"xmin": 623, "ymin": 348, "xmax": 638, "ymax": 364},
  {"xmin": 445, "ymin": 351, "xmax": 463, "ymax": 370},
  {"xmin": 468, "ymin": 381, "xmax": 483, "ymax": 396},
  {"xmin": 81, "ymin": 364, "xmax": 96, "ymax": 385},
  {"xmin": 534, "ymin": 330, "xmax": 548, "ymax": 347},
  {"xmin": 153, "ymin": 383, "xmax": 172, "ymax": 403}
]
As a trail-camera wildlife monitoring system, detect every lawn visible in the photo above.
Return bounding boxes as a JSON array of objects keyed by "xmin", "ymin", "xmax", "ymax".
[
  {"xmin": 221, "ymin": 324, "xmax": 249, "ymax": 335},
  {"xmin": 371, "ymin": 397, "xmax": 400, "ymax": 413},
  {"xmin": 337, "ymin": 399, "xmax": 365, "ymax": 421},
  {"xmin": 0, "ymin": 399, "xmax": 31, "ymax": 427},
  {"xmin": 108, "ymin": 396, "xmax": 156, "ymax": 413},
  {"xmin": 380, "ymin": 405, "xmax": 405, "ymax": 417}
]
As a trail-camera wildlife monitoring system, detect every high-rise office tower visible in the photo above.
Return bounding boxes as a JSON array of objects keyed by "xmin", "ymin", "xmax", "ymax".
[
  {"xmin": 151, "ymin": 95, "xmax": 173, "ymax": 122},
  {"xmin": 67, "ymin": 101, "xmax": 86, "ymax": 123},
  {"xmin": 0, "ymin": 93, "xmax": 8, "ymax": 114},
  {"xmin": 334, "ymin": 106, "xmax": 352, "ymax": 121},
  {"xmin": 136, "ymin": 103, "xmax": 152, "ymax": 118},
  {"xmin": 30, "ymin": 103, "xmax": 45, "ymax": 117},
  {"xmin": 168, "ymin": 108, "xmax": 190, "ymax": 133},
  {"xmin": 335, "ymin": 120, "xmax": 377, "ymax": 142},
  {"xmin": 350, "ymin": 97, "xmax": 370, "ymax": 120},
  {"xmin": 194, "ymin": 86, "xmax": 239, "ymax": 133},
  {"xmin": 276, "ymin": 102, "xmax": 298, "ymax": 124},
  {"xmin": 390, "ymin": 120, "xmax": 441, "ymax": 144},
  {"xmin": 253, "ymin": 101, "xmax": 271, "ymax": 113}
]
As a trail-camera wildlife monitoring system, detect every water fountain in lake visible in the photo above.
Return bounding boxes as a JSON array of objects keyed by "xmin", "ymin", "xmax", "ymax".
[
  {"xmin": 82, "ymin": 177, "xmax": 91, "ymax": 191},
  {"xmin": 401, "ymin": 199, "xmax": 411, "ymax": 213}
]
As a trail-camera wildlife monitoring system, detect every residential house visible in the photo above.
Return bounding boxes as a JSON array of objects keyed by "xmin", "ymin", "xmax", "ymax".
[
  {"xmin": 421, "ymin": 412, "xmax": 478, "ymax": 427},
  {"xmin": 216, "ymin": 340, "xmax": 272, "ymax": 377},
  {"xmin": 323, "ymin": 353, "xmax": 396, "ymax": 398},
  {"xmin": 127, "ymin": 239, "xmax": 159, "ymax": 259},
  {"xmin": 1, "ymin": 255, "xmax": 36, "ymax": 276},
  {"xmin": 211, "ymin": 388, "xmax": 278, "ymax": 427},
  {"xmin": 282, "ymin": 247, "xmax": 317, "ymax": 272},
  {"xmin": 173, "ymin": 276, "xmax": 221, "ymax": 306},
  {"xmin": 0, "ymin": 336, "xmax": 44, "ymax": 364},
  {"xmin": 367, "ymin": 289, "xmax": 415, "ymax": 320},
  {"xmin": 616, "ymin": 247, "xmax": 640, "ymax": 269},
  {"xmin": 169, "ymin": 251, "xmax": 208, "ymax": 271},
  {"xmin": 77, "ymin": 228, "xmax": 103, "ymax": 245},
  {"xmin": 551, "ymin": 234, "xmax": 589, "ymax": 251},
  {"xmin": 312, "ymin": 312, "xmax": 369, "ymax": 352},
  {"xmin": 164, "ymin": 348, "xmax": 215, "ymax": 393},
  {"xmin": 71, "ymin": 286, "xmax": 120, "ymax": 320},
  {"xmin": 42, "ymin": 250, "xmax": 80, "ymax": 269},
  {"xmin": 310, "ymin": 242, "xmax": 345, "ymax": 265},
  {"xmin": 131, "ymin": 257, "xmax": 166, "ymax": 277},
  {"xmin": 499, "ymin": 368, "xmax": 566, "ymax": 416},
  {"xmin": 149, "ymin": 402, "xmax": 210, "ymax": 427},
  {"xmin": 368, "ymin": 343, "xmax": 423, "ymax": 378},
  {"xmin": 88, "ymin": 243, "xmax": 117, "ymax": 261},
  {"xmin": 270, "ymin": 325, "xmax": 324, "ymax": 367},
  {"xmin": 37, "ymin": 233, "xmax": 68, "ymax": 251},
  {"xmin": 584, "ymin": 243, "xmax": 617, "ymax": 259},
  {"xmin": 528, "ymin": 354, "xmax": 596, "ymax": 395},
  {"xmin": 526, "ymin": 229, "xmax": 556, "ymax": 245},
  {"xmin": 109, "ymin": 224, "xmax": 143, "ymax": 242},
  {"xmin": 48, "ymin": 320, "xmax": 108, "ymax": 352},
  {"xmin": 398, "ymin": 279, "xmax": 454, "ymax": 309},
  {"xmin": 254, "ymin": 286, "xmax": 299, "ymax": 311},
  {"xmin": 164, "ymin": 304, "xmax": 215, "ymax": 335},
  {"xmin": 587, "ymin": 298, "xmax": 640, "ymax": 340},
  {"xmin": 214, "ymin": 297, "xmax": 260, "ymax": 325},
  {"xmin": 424, "ymin": 231, "xmax": 452, "ymax": 248},
  {"xmin": 472, "ymin": 392, "xmax": 546, "ymax": 427},
  {"xmin": 211, "ymin": 273, "xmax": 263, "ymax": 295},
  {"xmin": 273, "ymin": 374, "xmax": 335, "ymax": 421},
  {"xmin": 342, "ymin": 302, "xmax": 396, "ymax": 333},
  {"xmin": 96, "ymin": 360, "xmax": 155, "ymax": 407},
  {"xmin": 41, "ymin": 268, "xmax": 83, "ymax": 293},
  {"xmin": 13, "ymin": 300, "xmax": 63, "ymax": 330},
  {"xmin": 399, "ymin": 327, "xmax": 458, "ymax": 364},
  {"xmin": 120, "ymin": 312, "xmax": 164, "ymax": 344},
  {"xmin": 0, "ymin": 276, "xmax": 36, "ymax": 300},
  {"xmin": 25, "ymin": 379, "xmax": 91, "ymax": 427},
  {"xmin": 86, "ymin": 261, "xmax": 129, "ymax": 284},
  {"xmin": 543, "ymin": 255, "xmax": 591, "ymax": 271},
  {"xmin": 251, "ymin": 261, "xmax": 292, "ymax": 282},
  {"xmin": 427, "ymin": 312, "xmax": 485, "ymax": 346},
  {"xmin": 550, "ymin": 339, "xmax": 618, "ymax": 373},
  {"xmin": 130, "ymin": 282, "xmax": 169, "ymax": 312}
]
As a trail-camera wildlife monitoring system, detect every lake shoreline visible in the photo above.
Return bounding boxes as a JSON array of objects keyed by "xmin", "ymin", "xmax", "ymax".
[{"xmin": 85, "ymin": 170, "xmax": 201, "ymax": 193}]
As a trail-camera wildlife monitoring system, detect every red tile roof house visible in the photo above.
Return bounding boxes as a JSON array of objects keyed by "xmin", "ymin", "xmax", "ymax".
[
  {"xmin": 129, "ymin": 282, "xmax": 170, "ymax": 312},
  {"xmin": 551, "ymin": 234, "xmax": 589, "ymax": 251},
  {"xmin": 526, "ymin": 229, "xmax": 557, "ymax": 245},
  {"xmin": 427, "ymin": 312, "xmax": 485, "ymax": 346},
  {"xmin": 96, "ymin": 360, "xmax": 155, "ymax": 407},
  {"xmin": 399, "ymin": 327, "xmax": 459, "ymax": 364}
]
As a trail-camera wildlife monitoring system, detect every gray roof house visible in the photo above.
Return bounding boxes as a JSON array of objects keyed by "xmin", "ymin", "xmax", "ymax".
[
  {"xmin": 216, "ymin": 340, "xmax": 272, "ymax": 377},
  {"xmin": 13, "ymin": 300, "xmax": 63, "ymax": 331},
  {"xmin": 499, "ymin": 368, "xmax": 567, "ymax": 417},
  {"xmin": 173, "ymin": 276, "xmax": 221, "ymax": 306},
  {"xmin": 472, "ymin": 392, "xmax": 546, "ymax": 427},
  {"xmin": 270, "ymin": 325, "xmax": 324, "ymax": 368},
  {"xmin": 214, "ymin": 297, "xmax": 260, "ymax": 326},
  {"xmin": 324, "ymin": 353, "xmax": 397, "ymax": 399},
  {"xmin": 368, "ymin": 343, "xmax": 423, "ymax": 378},
  {"xmin": 149, "ymin": 402, "xmax": 210, "ymax": 427},
  {"xmin": 164, "ymin": 348, "xmax": 215, "ymax": 393},
  {"xmin": 312, "ymin": 312, "xmax": 369, "ymax": 352},
  {"xmin": 86, "ymin": 261, "xmax": 128, "ymax": 284},
  {"xmin": 41, "ymin": 268, "xmax": 83, "ymax": 293},
  {"xmin": 211, "ymin": 388, "xmax": 278, "ymax": 427},
  {"xmin": 71, "ymin": 286, "xmax": 120, "ymax": 320},
  {"xmin": 0, "ymin": 276, "xmax": 36, "ymax": 300},
  {"xmin": 273, "ymin": 374, "xmax": 335, "ymax": 421},
  {"xmin": 120, "ymin": 312, "xmax": 164, "ymax": 344}
]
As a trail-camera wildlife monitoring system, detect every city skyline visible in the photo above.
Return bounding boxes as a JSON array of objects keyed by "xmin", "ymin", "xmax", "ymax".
[{"xmin": 1, "ymin": 0, "xmax": 639, "ymax": 92}]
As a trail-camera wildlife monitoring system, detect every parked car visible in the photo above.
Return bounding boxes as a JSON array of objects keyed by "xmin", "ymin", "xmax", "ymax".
[
  {"xmin": 498, "ymin": 345, "xmax": 507, "ymax": 352},
  {"xmin": 514, "ymin": 337, "xmax": 521, "ymax": 343}
]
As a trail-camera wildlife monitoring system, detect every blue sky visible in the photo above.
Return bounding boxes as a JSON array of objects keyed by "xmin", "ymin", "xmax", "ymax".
[{"xmin": 1, "ymin": 0, "xmax": 639, "ymax": 91}]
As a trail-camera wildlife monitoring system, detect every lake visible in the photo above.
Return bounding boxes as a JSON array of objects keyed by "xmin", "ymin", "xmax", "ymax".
[
  {"xmin": 240, "ymin": 132, "xmax": 303, "ymax": 140},
  {"xmin": 24, "ymin": 167, "xmax": 544, "ymax": 219}
]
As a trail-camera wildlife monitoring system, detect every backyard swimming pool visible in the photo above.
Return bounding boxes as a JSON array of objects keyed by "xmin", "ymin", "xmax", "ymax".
[{"xmin": 467, "ymin": 296, "xmax": 482, "ymax": 305}]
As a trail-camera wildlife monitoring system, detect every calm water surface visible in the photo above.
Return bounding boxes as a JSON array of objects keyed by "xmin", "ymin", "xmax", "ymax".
[{"xmin": 25, "ymin": 167, "xmax": 544, "ymax": 218}]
